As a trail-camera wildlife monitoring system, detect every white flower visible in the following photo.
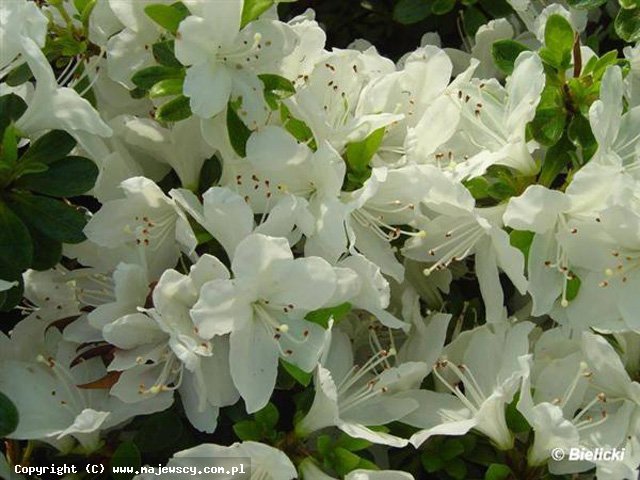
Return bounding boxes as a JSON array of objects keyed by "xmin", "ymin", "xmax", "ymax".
[
  {"xmin": 296, "ymin": 330, "xmax": 427, "ymax": 447},
  {"xmin": 84, "ymin": 177, "xmax": 197, "ymax": 280},
  {"xmin": 404, "ymin": 321, "xmax": 534, "ymax": 450},
  {"xmin": 175, "ymin": 0, "xmax": 297, "ymax": 125},
  {"xmin": 0, "ymin": 317, "xmax": 170, "ymax": 453},
  {"xmin": 285, "ymin": 48, "xmax": 401, "ymax": 152},
  {"xmin": 191, "ymin": 234, "xmax": 337, "ymax": 413},
  {"xmin": 404, "ymin": 169, "xmax": 527, "ymax": 321}
]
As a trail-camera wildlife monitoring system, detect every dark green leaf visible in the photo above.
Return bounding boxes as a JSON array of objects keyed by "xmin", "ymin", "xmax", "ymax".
[
  {"xmin": 20, "ymin": 130, "xmax": 76, "ymax": 165},
  {"xmin": 29, "ymin": 229, "xmax": 63, "ymax": 271},
  {"xmin": 432, "ymin": 0, "xmax": 456, "ymax": 15},
  {"xmin": 280, "ymin": 359, "xmax": 313, "ymax": 387},
  {"xmin": 254, "ymin": 402, "xmax": 279, "ymax": 429},
  {"xmin": 0, "ymin": 94, "xmax": 27, "ymax": 139},
  {"xmin": 421, "ymin": 451, "xmax": 445, "ymax": 472},
  {"xmin": 5, "ymin": 62, "xmax": 32, "ymax": 87},
  {"xmin": 444, "ymin": 459, "xmax": 467, "ymax": 480},
  {"xmin": 144, "ymin": 3, "xmax": 188, "ymax": 34},
  {"xmin": 0, "ymin": 391, "xmax": 19, "ymax": 437},
  {"xmin": 227, "ymin": 102, "xmax": 252, "ymax": 157},
  {"xmin": 241, "ymin": 0, "xmax": 274, "ymax": 28},
  {"xmin": 198, "ymin": 155, "xmax": 223, "ymax": 193},
  {"xmin": 1, "ymin": 124, "xmax": 18, "ymax": 166},
  {"xmin": 463, "ymin": 6, "xmax": 488, "ymax": 37},
  {"xmin": 615, "ymin": 7, "xmax": 640, "ymax": 42},
  {"xmin": 15, "ymin": 156, "xmax": 98, "ymax": 197},
  {"xmin": 0, "ymin": 201, "xmax": 32, "ymax": 278},
  {"xmin": 485, "ymin": 463, "xmax": 513, "ymax": 480},
  {"xmin": 506, "ymin": 392, "xmax": 531, "ymax": 433},
  {"xmin": 393, "ymin": 0, "xmax": 431, "ymax": 24},
  {"xmin": 568, "ymin": 114, "xmax": 597, "ymax": 160},
  {"xmin": 7, "ymin": 193, "xmax": 87, "ymax": 244},
  {"xmin": 233, "ymin": 420, "xmax": 262, "ymax": 441},
  {"xmin": 110, "ymin": 441, "xmax": 141, "ymax": 480},
  {"xmin": 134, "ymin": 410, "xmax": 183, "ymax": 452},
  {"xmin": 132, "ymin": 66, "xmax": 184, "ymax": 91},
  {"xmin": 156, "ymin": 95, "xmax": 192, "ymax": 122},
  {"xmin": 492, "ymin": 40, "xmax": 531, "ymax": 75},
  {"xmin": 152, "ymin": 40, "xmax": 182, "ymax": 68},
  {"xmin": 538, "ymin": 135, "xmax": 573, "ymax": 186}
]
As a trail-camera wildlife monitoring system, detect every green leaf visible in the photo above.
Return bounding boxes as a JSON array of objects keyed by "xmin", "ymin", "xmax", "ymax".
[
  {"xmin": 152, "ymin": 40, "xmax": 182, "ymax": 68},
  {"xmin": 280, "ymin": 104, "xmax": 315, "ymax": 149},
  {"xmin": 444, "ymin": 459, "xmax": 467, "ymax": 480},
  {"xmin": 134, "ymin": 410, "xmax": 183, "ymax": 452},
  {"xmin": 316, "ymin": 435, "xmax": 332, "ymax": 456},
  {"xmin": 15, "ymin": 156, "xmax": 98, "ymax": 197},
  {"xmin": 565, "ymin": 273, "xmax": 582, "ymax": 302},
  {"xmin": 485, "ymin": 463, "xmax": 513, "ymax": 480},
  {"xmin": 464, "ymin": 176, "xmax": 490, "ymax": 200},
  {"xmin": 0, "ymin": 391, "xmax": 19, "ymax": 437},
  {"xmin": 538, "ymin": 134, "xmax": 573, "ymax": 186},
  {"xmin": 544, "ymin": 14, "xmax": 575, "ymax": 57},
  {"xmin": 227, "ymin": 101, "xmax": 252, "ymax": 157},
  {"xmin": 393, "ymin": 0, "xmax": 431, "ymax": 24},
  {"xmin": 305, "ymin": 302, "xmax": 351, "ymax": 328},
  {"xmin": 335, "ymin": 434, "xmax": 372, "ymax": 452},
  {"xmin": 149, "ymin": 78, "xmax": 184, "ymax": 98},
  {"xmin": 1, "ymin": 124, "xmax": 19, "ymax": 166},
  {"xmin": 529, "ymin": 86, "xmax": 567, "ymax": 147},
  {"xmin": 254, "ymin": 402, "xmax": 279, "ymax": 429},
  {"xmin": 20, "ymin": 130, "xmax": 76, "ymax": 165},
  {"xmin": 110, "ymin": 441, "xmax": 141, "ymax": 480},
  {"xmin": 509, "ymin": 230, "xmax": 534, "ymax": 264},
  {"xmin": 144, "ymin": 3, "xmax": 188, "ymax": 34},
  {"xmin": 346, "ymin": 128, "xmax": 385, "ymax": 174},
  {"xmin": 131, "ymin": 66, "xmax": 184, "ymax": 91},
  {"xmin": 29, "ymin": 229, "xmax": 63, "ymax": 271},
  {"xmin": 615, "ymin": 6, "xmax": 640, "ymax": 42},
  {"xmin": 241, "ymin": 0, "xmax": 274, "ymax": 27},
  {"xmin": 441, "ymin": 439, "xmax": 465, "ymax": 460},
  {"xmin": 421, "ymin": 451, "xmax": 445, "ymax": 472},
  {"xmin": 259, "ymin": 74, "xmax": 296, "ymax": 110},
  {"xmin": 7, "ymin": 193, "xmax": 87, "ymax": 244},
  {"xmin": 198, "ymin": 155, "xmax": 223, "ymax": 193},
  {"xmin": 333, "ymin": 447, "xmax": 361, "ymax": 476},
  {"xmin": 566, "ymin": 0, "xmax": 607, "ymax": 8},
  {"xmin": 0, "ymin": 94, "xmax": 27, "ymax": 139},
  {"xmin": 0, "ymin": 276, "xmax": 23, "ymax": 312},
  {"xmin": 5, "ymin": 62, "xmax": 32, "ymax": 87},
  {"xmin": 0, "ymin": 201, "xmax": 32, "ymax": 278},
  {"xmin": 492, "ymin": 40, "xmax": 531, "ymax": 75},
  {"xmin": 568, "ymin": 114, "xmax": 597, "ymax": 160},
  {"xmin": 156, "ymin": 95, "xmax": 192, "ymax": 122},
  {"xmin": 233, "ymin": 420, "xmax": 263, "ymax": 441},
  {"xmin": 506, "ymin": 392, "xmax": 531, "ymax": 433},
  {"xmin": 280, "ymin": 359, "xmax": 313, "ymax": 386},
  {"xmin": 463, "ymin": 6, "xmax": 488, "ymax": 37},
  {"xmin": 431, "ymin": 0, "xmax": 456, "ymax": 15}
]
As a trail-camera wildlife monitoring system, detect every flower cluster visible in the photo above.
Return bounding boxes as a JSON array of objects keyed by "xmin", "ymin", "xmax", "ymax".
[{"xmin": 0, "ymin": 1, "xmax": 639, "ymax": 479}]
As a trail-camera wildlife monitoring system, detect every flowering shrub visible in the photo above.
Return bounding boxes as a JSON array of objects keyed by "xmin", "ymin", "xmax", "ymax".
[{"xmin": 1, "ymin": 0, "xmax": 639, "ymax": 479}]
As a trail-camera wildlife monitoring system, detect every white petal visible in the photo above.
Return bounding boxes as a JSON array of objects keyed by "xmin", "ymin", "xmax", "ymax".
[{"xmin": 184, "ymin": 63, "xmax": 232, "ymax": 119}]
